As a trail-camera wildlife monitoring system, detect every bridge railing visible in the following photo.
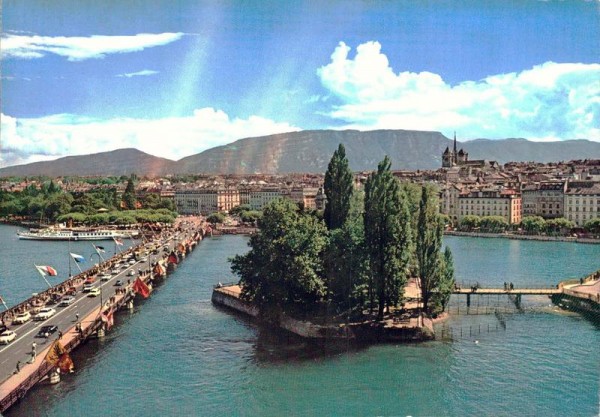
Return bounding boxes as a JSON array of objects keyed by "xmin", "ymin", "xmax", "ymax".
[{"xmin": 454, "ymin": 281, "xmax": 558, "ymax": 291}]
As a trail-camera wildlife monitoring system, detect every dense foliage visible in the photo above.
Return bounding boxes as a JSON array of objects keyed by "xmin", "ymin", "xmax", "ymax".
[
  {"xmin": 231, "ymin": 149, "xmax": 454, "ymax": 322},
  {"xmin": 0, "ymin": 176, "xmax": 176, "ymax": 224},
  {"xmin": 324, "ymin": 143, "xmax": 354, "ymax": 230}
]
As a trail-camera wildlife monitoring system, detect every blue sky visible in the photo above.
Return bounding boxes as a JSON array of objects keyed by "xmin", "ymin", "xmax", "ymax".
[{"xmin": 1, "ymin": 0, "xmax": 599, "ymax": 167}]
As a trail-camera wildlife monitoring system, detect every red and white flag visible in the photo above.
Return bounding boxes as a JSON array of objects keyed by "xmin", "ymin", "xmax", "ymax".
[
  {"xmin": 35, "ymin": 265, "xmax": 58, "ymax": 276},
  {"xmin": 113, "ymin": 238, "xmax": 124, "ymax": 246},
  {"xmin": 101, "ymin": 308, "xmax": 114, "ymax": 330},
  {"xmin": 132, "ymin": 278, "xmax": 150, "ymax": 298}
]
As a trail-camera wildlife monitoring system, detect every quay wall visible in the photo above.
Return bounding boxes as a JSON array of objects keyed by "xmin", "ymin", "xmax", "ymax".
[
  {"xmin": 212, "ymin": 286, "xmax": 434, "ymax": 342},
  {"xmin": 444, "ymin": 230, "xmax": 600, "ymax": 244}
]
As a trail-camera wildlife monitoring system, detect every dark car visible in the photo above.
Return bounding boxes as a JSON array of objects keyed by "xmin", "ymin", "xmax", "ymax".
[
  {"xmin": 114, "ymin": 280, "xmax": 123, "ymax": 286},
  {"xmin": 36, "ymin": 325, "xmax": 58, "ymax": 338},
  {"xmin": 0, "ymin": 324, "xmax": 8, "ymax": 334}
]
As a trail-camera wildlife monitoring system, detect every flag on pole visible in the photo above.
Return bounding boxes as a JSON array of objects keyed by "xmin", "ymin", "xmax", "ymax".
[
  {"xmin": 35, "ymin": 265, "xmax": 58, "ymax": 276},
  {"xmin": 113, "ymin": 238, "xmax": 124, "ymax": 246},
  {"xmin": 101, "ymin": 308, "xmax": 114, "ymax": 330},
  {"xmin": 70, "ymin": 253, "xmax": 85, "ymax": 263},
  {"xmin": 45, "ymin": 340, "xmax": 74, "ymax": 372},
  {"xmin": 94, "ymin": 245, "xmax": 106, "ymax": 253},
  {"xmin": 132, "ymin": 278, "xmax": 150, "ymax": 298},
  {"xmin": 167, "ymin": 252, "xmax": 179, "ymax": 265}
]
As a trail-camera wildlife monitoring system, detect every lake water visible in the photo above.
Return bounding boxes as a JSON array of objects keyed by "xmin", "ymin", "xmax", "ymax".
[{"xmin": 2, "ymin": 226, "xmax": 599, "ymax": 417}]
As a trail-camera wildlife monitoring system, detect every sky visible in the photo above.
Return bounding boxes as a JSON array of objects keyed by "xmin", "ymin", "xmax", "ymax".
[{"xmin": 1, "ymin": 0, "xmax": 599, "ymax": 167}]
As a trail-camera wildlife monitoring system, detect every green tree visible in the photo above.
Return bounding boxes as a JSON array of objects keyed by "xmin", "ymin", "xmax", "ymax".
[
  {"xmin": 546, "ymin": 217, "xmax": 575, "ymax": 235},
  {"xmin": 207, "ymin": 212, "xmax": 226, "ymax": 224},
  {"xmin": 584, "ymin": 218, "xmax": 600, "ymax": 235},
  {"xmin": 122, "ymin": 175, "xmax": 137, "ymax": 210},
  {"xmin": 364, "ymin": 156, "xmax": 413, "ymax": 321},
  {"xmin": 323, "ymin": 191, "xmax": 368, "ymax": 312},
  {"xmin": 416, "ymin": 185, "xmax": 444, "ymax": 314},
  {"xmin": 479, "ymin": 216, "xmax": 509, "ymax": 232},
  {"xmin": 324, "ymin": 143, "xmax": 354, "ymax": 230},
  {"xmin": 230, "ymin": 199, "xmax": 328, "ymax": 320},
  {"xmin": 230, "ymin": 205, "xmax": 251, "ymax": 216},
  {"xmin": 521, "ymin": 216, "xmax": 546, "ymax": 234},
  {"xmin": 460, "ymin": 215, "xmax": 481, "ymax": 231},
  {"xmin": 430, "ymin": 247, "xmax": 455, "ymax": 315}
]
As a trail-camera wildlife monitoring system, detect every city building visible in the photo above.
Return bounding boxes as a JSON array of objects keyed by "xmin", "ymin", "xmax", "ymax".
[
  {"xmin": 458, "ymin": 188, "xmax": 522, "ymax": 224},
  {"xmin": 521, "ymin": 181, "xmax": 566, "ymax": 219},
  {"xmin": 564, "ymin": 181, "xmax": 600, "ymax": 227}
]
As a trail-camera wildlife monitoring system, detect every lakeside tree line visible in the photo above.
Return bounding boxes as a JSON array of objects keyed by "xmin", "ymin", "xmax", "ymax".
[
  {"xmin": 0, "ymin": 175, "xmax": 176, "ymax": 225},
  {"xmin": 458, "ymin": 214, "xmax": 599, "ymax": 235},
  {"xmin": 231, "ymin": 145, "xmax": 454, "ymax": 322}
]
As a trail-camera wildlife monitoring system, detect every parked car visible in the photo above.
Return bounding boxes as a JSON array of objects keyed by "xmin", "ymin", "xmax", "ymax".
[
  {"xmin": 100, "ymin": 273, "xmax": 112, "ymax": 281},
  {"xmin": 83, "ymin": 283, "xmax": 95, "ymax": 292},
  {"xmin": 12, "ymin": 311, "xmax": 32, "ymax": 324},
  {"xmin": 85, "ymin": 276, "xmax": 96, "ymax": 284},
  {"xmin": 59, "ymin": 296, "xmax": 76, "ymax": 307},
  {"xmin": 114, "ymin": 280, "xmax": 123, "ymax": 287},
  {"xmin": 0, "ymin": 330, "xmax": 17, "ymax": 344},
  {"xmin": 88, "ymin": 288, "xmax": 101, "ymax": 297},
  {"xmin": 36, "ymin": 325, "xmax": 58, "ymax": 338},
  {"xmin": 128, "ymin": 259, "xmax": 137, "ymax": 265},
  {"xmin": 34, "ymin": 308, "xmax": 56, "ymax": 321}
]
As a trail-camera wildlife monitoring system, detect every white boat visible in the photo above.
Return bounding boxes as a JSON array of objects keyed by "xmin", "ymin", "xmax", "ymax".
[{"xmin": 17, "ymin": 228, "xmax": 139, "ymax": 241}]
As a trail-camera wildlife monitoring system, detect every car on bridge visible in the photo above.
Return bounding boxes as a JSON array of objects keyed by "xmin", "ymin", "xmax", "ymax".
[
  {"xmin": 36, "ymin": 325, "xmax": 58, "ymax": 338},
  {"xmin": 114, "ymin": 280, "xmax": 123, "ymax": 286},
  {"xmin": 111, "ymin": 268, "xmax": 120, "ymax": 275},
  {"xmin": 12, "ymin": 311, "xmax": 32, "ymax": 324},
  {"xmin": 99, "ymin": 273, "xmax": 112, "ymax": 281},
  {"xmin": 34, "ymin": 308, "xmax": 56, "ymax": 321},
  {"xmin": 88, "ymin": 288, "xmax": 101, "ymax": 297},
  {"xmin": 0, "ymin": 330, "xmax": 17, "ymax": 344},
  {"xmin": 59, "ymin": 296, "xmax": 76, "ymax": 307}
]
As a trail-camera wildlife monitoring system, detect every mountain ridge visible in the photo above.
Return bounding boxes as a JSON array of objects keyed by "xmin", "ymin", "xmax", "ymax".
[{"xmin": 1, "ymin": 130, "xmax": 599, "ymax": 177}]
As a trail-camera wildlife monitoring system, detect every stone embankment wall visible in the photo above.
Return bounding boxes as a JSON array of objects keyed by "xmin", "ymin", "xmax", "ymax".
[
  {"xmin": 212, "ymin": 286, "xmax": 434, "ymax": 342},
  {"xmin": 444, "ymin": 231, "xmax": 600, "ymax": 244}
]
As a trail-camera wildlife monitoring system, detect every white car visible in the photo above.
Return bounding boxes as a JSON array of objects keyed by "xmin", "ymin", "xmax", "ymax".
[
  {"xmin": 83, "ymin": 283, "xmax": 95, "ymax": 292},
  {"xmin": 128, "ymin": 259, "xmax": 137, "ymax": 265},
  {"xmin": 88, "ymin": 288, "xmax": 101, "ymax": 297},
  {"xmin": 34, "ymin": 307, "xmax": 56, "ymax": 321},
  {"xmin": 111, "ymin": 268, "xmax": 120, "ymax": 275},
  {"xmin": 0, "ymin": 330, "xmax": 16, "ymax": 344},
  {"xmin": 12, "ymin": 311, "xmax": 31, "ymax": 324},
  {"xmin": 59, "ymin": 296, "xmax": 76, "ymax": 306},
  {"xmin": 100, "ymin": 273, "xmax": 112, "ymax": 281}
]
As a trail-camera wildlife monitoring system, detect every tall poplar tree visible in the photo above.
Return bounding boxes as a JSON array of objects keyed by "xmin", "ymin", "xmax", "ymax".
[
  {"xmin": 416, "ymin": 185, "xmax": 444, "ymax": 313},
  {"xmin": 324, "ymin": 144, "xmax": 354, "ymax": 230},
  {"xmin": 122, "ymin": 175, "xmax": 137, "ymax": 210},
  {"xmin": 364, "ymin": 156, "xmax": 412, "ymax": 321}
]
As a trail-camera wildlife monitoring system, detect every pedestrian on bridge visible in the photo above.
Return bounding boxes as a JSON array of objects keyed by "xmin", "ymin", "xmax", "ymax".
[{"xmin": 75, "ymin": 312, "xmax": 79, "ymax": 322}]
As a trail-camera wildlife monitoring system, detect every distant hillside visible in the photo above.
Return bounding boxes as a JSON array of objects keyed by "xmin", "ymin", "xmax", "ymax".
[
  {"xmin": 174, "ymin": 129, "xmax": 451, "ymax": 174},
  {"xmin": 1, "ymin": 130, "xmax": 599, "ymax": 177},
  {"xmin": 174, "ymin": 130, "xmax": 600, "ymax": 174},
  {"xmin": 0, "ymin": 148, "xmax": 175, "ymax": 177}
]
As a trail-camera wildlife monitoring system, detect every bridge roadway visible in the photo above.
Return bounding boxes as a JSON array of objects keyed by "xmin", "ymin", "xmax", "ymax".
[{"xmin": 0, "ymin": 222, "xmax": 202, "ymax": 393}]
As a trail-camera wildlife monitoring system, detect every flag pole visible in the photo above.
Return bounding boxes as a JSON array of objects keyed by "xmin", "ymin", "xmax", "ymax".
[
  {"xmin": 34, "ymin": 265, "xmax": 53, "ymax": 288},
  {"xmin": 69, "ymin": 254, "xmax": 84, "ymax": 273},
  {"xmin": 0, "ymin": 295, "xmax": 9, "ymax": 311},
  {"xmin": 91, "ymin": 244, "xmax": 106, "ymax": 262}
]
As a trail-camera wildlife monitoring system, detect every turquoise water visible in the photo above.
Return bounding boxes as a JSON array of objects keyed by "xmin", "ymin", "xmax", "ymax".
[{"xmin": 2, "ymin": 228, "xmax": 599, "ymax": 417}]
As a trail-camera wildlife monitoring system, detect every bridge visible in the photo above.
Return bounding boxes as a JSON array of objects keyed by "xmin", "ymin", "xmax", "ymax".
[{"xmin": 0, "ymin": 217, "xmax": 208, "ymax": 414}]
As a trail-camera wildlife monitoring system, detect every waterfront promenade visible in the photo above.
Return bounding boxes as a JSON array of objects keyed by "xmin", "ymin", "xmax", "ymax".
[{"xmin": 0, "ymin": 217, "xmax": 207, "ymax": 413}]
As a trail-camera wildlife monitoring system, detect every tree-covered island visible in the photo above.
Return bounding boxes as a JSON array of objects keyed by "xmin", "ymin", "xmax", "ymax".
[{"xmin": 231, "ymin": 145, "xmax": 455, "ymax": 336}]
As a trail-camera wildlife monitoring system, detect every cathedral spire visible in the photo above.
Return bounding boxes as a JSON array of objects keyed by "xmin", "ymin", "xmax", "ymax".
[{"xmin": 453, "ymin": 131, "xmax": 457, "ymax": 154}]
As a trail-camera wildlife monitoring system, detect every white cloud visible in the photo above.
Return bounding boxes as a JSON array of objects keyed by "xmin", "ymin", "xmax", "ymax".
[
  {"xmin": 318, "ymin": 41, "xmax": 600, "ymax": 141},
  {"xmin": 1, "ymin": 33, "xmax": 184, "ymax": 61},
  {"xmin": 116, "ymin": 69, "xmax": 159, "ymax": 78},
  {"xmin": 0, "ymin": 110, "xmax": 300, "ymax": 168}
]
